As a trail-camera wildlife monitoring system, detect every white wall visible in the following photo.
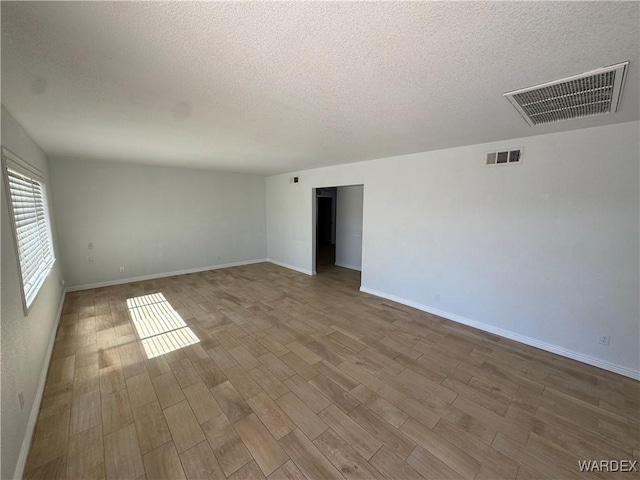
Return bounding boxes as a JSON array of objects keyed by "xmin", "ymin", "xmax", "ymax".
[
  {"xmin": 1, "ymin": 106, "xmax": 65, "ymax": 479},
  {"xmin": 335, "ymin": 185, "xmax": 363, "ymax": 271},
  {"xmin": 267, "ymin": 121, "xmax": 640, "ymax": 378},
  {"xmin": 49, "ymin": 158, "xmax": 267, "ymax": 289}
]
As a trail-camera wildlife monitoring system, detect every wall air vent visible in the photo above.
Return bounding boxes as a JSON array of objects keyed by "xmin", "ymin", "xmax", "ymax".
[
  {"xmin": 504, "ymin": 62, "xmax": 628, "ymax": 126},
  {"xmin": 486, "ymin": 148, "xmax": 522, "ymax": 166}
]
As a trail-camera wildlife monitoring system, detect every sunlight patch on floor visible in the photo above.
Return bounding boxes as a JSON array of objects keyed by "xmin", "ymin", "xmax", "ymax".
[{"xmin": 126, "ymin": 292, "xmax": 199, "ymax": 358}]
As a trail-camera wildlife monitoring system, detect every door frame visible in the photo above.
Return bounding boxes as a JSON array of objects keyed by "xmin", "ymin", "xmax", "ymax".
[{"xmin": 311, "ymin": 184, "xmax": 364, "ymax": 280}]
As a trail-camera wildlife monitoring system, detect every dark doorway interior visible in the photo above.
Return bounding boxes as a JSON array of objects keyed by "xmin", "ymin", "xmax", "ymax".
[
  {"xmin": 317, "ymin": 197, "xmax": 332, "ymax": 244},
  {"xmin": 316, "ymin": 191, "xmax": 336, "ymax": 271}
]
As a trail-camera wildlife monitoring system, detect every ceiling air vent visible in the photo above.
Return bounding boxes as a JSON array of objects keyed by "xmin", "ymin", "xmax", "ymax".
[{"xmin": 504, "ymin": 62, "xmax": 628, "ymax": 126}]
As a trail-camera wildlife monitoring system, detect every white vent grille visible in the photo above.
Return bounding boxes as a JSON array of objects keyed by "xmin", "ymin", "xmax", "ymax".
[
  {"xmin": 486, "ymin": 148, "xmax": 522, "ymax": 166},
  {"xmin": 504, "ymin": 62, "xmax": 628, "ymax": 126}
]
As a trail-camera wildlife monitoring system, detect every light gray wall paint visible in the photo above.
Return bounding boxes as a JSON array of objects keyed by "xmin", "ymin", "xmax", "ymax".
[
  {"xmin": 49, "ymin": 158, "xmax": 267, "ymax": 288},
  {"xmin": 1, "ymin": 106, "xmax": 65, "ymax": 480},
  {"xmin": 267, "ymin": 121, "xmax": 640, "ymax": 376},
  {"xmin": 335, "ymin": 185, "xmax": 363, "ymax": 271}
]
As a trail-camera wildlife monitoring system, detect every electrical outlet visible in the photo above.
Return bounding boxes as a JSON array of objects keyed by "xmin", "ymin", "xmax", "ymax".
[
  {"xmin": 87, "ymin": 242, "xmax": 93, "ymax": 250},
  {"xmin": 59, "ymin": 279, "xmax": 65, "ymax": 287},
  {"xmin": 435, "ymin": 293, "xmax": 441, "ymax": 301},
  {"xmin": 119, "ymin": 266, "xmax": 125, "ymax": 273},
  {"xmin": 88, "ymin": 257, "xmax": 94, "ymax": 262},
  {"xmin": 217, "ymin": 255, "xmax": 221, "ymax": 261},
  {"xmin": 599, "ymin": 335, "xmax": 610, "ymax": 346},
  {"xmin": 18, "ymin": 391, "xmax": 24, "ymax": 410}
]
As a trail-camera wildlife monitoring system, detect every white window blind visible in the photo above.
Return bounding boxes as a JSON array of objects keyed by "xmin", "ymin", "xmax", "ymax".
[{"xmin": 3, "ymin": 149, "xmax": 55, "ymax": 312}]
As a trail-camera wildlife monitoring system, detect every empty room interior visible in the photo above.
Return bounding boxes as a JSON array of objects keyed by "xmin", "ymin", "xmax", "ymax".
[{"xmin": 1, "ymin": 2, "xmax": 639, "ymax": 479}]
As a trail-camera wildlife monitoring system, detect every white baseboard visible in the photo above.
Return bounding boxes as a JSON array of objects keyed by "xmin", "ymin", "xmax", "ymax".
[
  {"xmin": 13, "ymin": 289, "xmax": 66, "ymax": 480},
  {"xmin": 67, "ymin": 259, "xmax": 268, "ymax": 292},
  {"xmin": 360, "ymin": 286, "xmax": 640, "ymax": 381},
  {"xmin": 334, "ymin": 261, "xmax": 362, "ymax": 272},
  {"xmin": 266, "ymin": 258, "xmax": 315, "ymax": 276}
]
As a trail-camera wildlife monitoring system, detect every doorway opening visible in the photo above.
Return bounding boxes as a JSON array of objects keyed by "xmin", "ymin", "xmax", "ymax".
[
  {"xmin": 315, "ymin": 188, "xmax": 337, "ymax": 271},
  {"xmin": 313, "ymin": 185, "xmax": 364, "ymax": 287}
]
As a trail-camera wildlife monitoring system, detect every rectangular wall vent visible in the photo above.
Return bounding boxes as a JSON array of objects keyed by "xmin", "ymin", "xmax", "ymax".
[
  {"xmin": 504, "ymin": 62, "xmax": 628, "ymax": 126},
  {"xmin": 486, "ymin": 148, "xmax": 522, "ymax": 166}
]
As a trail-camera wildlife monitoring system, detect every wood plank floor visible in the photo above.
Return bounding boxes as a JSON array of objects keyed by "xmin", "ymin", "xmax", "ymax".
[{"xmin": 25, "ymin": 262, "xmax": 639, "ymax": 479}]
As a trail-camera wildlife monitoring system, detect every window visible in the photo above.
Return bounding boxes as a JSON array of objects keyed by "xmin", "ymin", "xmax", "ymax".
[{"xmin": 2, "ymin": 148, "xmax": 56, "ymax": 314}]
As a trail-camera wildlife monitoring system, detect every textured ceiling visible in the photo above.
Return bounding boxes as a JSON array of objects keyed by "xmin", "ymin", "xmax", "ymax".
[{"xmin": 2, "ymin": 1, "xmax": 638, "ymax": 175}]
